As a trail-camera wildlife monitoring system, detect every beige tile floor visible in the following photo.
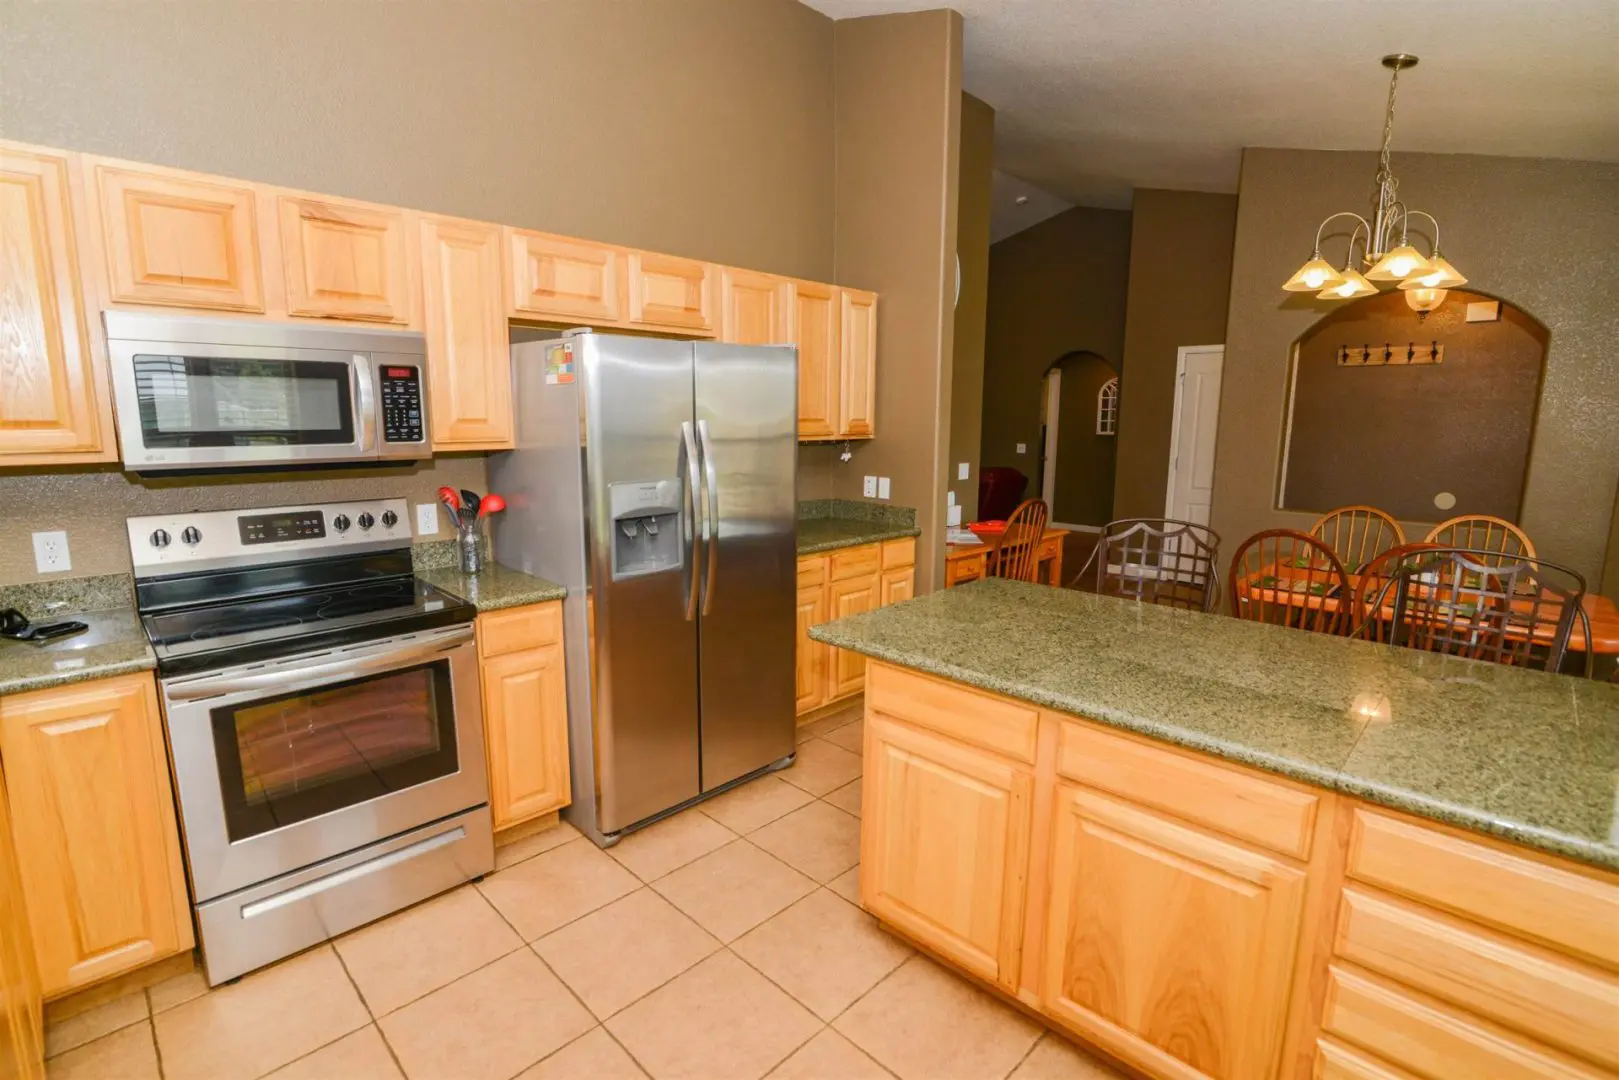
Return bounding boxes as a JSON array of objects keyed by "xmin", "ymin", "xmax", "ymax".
[{"xmin": 45, "ymin": 704, "xmax": 1125, "ymax": 1080}]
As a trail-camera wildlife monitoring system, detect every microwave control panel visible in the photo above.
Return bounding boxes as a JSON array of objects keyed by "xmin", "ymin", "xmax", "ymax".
[{"xmin": 378, "ymin": 366, "xmax": 425, "ymax": 444}]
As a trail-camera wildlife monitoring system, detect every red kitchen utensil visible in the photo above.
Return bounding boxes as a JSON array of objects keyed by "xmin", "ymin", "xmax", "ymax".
[
  {"xmin": 478, "ymin": 493, "xmax": 507, "ymax": 520},
  {"xmin": 436, "ymin": 486, "xmax": 461, "ymax": 512}
]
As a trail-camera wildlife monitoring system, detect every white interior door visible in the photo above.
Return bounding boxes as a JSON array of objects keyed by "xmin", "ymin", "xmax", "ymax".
[
  {"xmin": 1040, "ymin": 367, "xmax": 1060, "ymax": 509},
  {"xmin": 1165, "ymin": 346, "xmax": 1224, "ymax": 525}
]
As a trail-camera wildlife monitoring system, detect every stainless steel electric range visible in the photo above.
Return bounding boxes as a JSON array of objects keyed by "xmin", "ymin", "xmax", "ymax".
[{"xmin": 128, "ymin": 498, "xmax": 493, "ymax": 985}]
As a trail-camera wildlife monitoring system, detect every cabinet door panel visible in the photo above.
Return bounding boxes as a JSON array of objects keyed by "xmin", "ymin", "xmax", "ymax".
[
  {"xmin": 795, "ymin": 583, "xmax": 829, "ymax": 715},
  {"xmin": 280, "ymin": 196, "xmax": 412, "ymax": 323},
  {"xmin": 482, "ymin": 643, "xmax": 572, "ymax": 829},
  {"xmin": 0, "ymin": 148, "xmax": 107, "ymax": 463},
  {"xmin": 721, "ymin": 268, "xmax": 787, "ymax": 345},
  {"xmin": 626, "ymin": 252, "xmax": 713, "ymax": 334},
  {"xmin": 1043, "ymin": 785, "xmax": 1306, "ymax": 1080},
  {"xmin": 0, "ymin": 768, "xmax": 44, "ymax": 1080},
  {"xmin": 826, "ymin": 574, "xmax": 877, "ymax": 699},
  {"xmin": 421, "ymin": 216, "xmax": 512, "ymax": 449},
  {"xmin": 0, "ymin": 674, "xmax": 191, "ymax": 997},
  {"xmin": 507, "ymin": 229, "xmax": 621, "ymax": 322},
  {"xmin": 863, "ymin": 715, "xmax": 1033, "ymax": 988},
  {"xmin": 880, "ymin": 567, "xmax": 914, "ymax": 607},
  {"xmin": 838, "ymin": 288, "xmax": 876, "ymax": 437},
  {"xmin": 792, "ymin": 280, "xmax": 838, "ymax": 439},
  {"xmin": 94, "ymin": 163, "xmax": 264, "ymax": 311}
]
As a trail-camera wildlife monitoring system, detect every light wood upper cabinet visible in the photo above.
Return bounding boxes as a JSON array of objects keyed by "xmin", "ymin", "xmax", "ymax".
[
  {"xmin": 0, "ymin": 768, "xmax": 44, "ymax": 1080},
  {"xmin": 279, "ymin": 195, "xmax": 414, "ymax": 324},
  {"xmin": 720, "ymin": 268, "xmax": 788, "ymax": 345},
  {"xmin": 1041, "ymin": 784, "xmax": 1307, "ymax": 1080},
  {"xmin": 0, "ymin": 146, "xmax": 112, "ymax": 466},
  {"xmin": 626, "ymin": 251, "xmax": 714, "ymax": 335},
  {"xmin": 476, "ymin": 603, "xmax": 572, "ymax": 831},
  {"xmin": 839, "ymin": 287, "xmax": 877, "ymax": 438},
  {"xmin": 92, "ymin": 161, "xmax": 264, "ymax": 312},
  {"xmin": 421, "ymin": 215, "xmax": 512, "ymax": 450},
  {"xmin": 791, "ymin": 280, "xmax": 838, "ymax": 439},
  {"xmin": 507, "ymin": 229, "xmax": 622, "ymax": 323},
  {"xmin": 863, "ymin": 714, "xmax": 1033, "ymax": 989},
  {"xmin": 0, "ymin": 673, "xmax": 192, "ymax": 998}
]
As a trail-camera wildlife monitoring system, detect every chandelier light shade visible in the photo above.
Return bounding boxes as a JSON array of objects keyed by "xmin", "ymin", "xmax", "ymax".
[{"xmin": 1282, "ymin": 55, "xmax": 1467, "ymax": 309}]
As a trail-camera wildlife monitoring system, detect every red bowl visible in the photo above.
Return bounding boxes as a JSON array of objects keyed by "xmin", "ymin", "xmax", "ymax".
[{"xmin": 967, "ymin": 520, "xmax": 1007, "ymax": 537}]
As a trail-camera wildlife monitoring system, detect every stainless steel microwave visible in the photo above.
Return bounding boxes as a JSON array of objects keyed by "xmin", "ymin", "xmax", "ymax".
[{"xmin": 104, "ymin": 312, "xmax": 431, "ymax": 471}]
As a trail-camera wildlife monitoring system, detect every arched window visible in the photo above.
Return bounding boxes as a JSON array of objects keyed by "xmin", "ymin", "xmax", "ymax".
[{"xmin": 1096, "ymin": 377, "xmax": 1118, "ymax": 435}]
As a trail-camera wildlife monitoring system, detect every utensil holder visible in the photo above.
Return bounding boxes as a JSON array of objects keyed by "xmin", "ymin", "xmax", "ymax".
[{"xmin": 457, "ymin": 522, "xmax": 487, "ymax": 575}]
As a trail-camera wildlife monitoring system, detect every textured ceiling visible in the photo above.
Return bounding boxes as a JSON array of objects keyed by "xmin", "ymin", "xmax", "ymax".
[{"xmin": 802, "ymin": 0, "xmax": 1619, "ymax": 207}]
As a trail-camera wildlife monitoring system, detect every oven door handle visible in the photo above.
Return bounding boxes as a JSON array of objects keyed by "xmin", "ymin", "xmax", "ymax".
[{"xmin": 165, "ymin": 627, "xmax": 473, "ymax": 702}]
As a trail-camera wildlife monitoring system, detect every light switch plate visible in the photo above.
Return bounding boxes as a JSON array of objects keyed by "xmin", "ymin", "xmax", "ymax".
[
  {"xmin": 416, "ymin": 503, "xmax": 440, "ymax": 535},
  {"xmin": 878, "ymin": 477, "xmax": 891, "ymax": 499},
  {"xmin": 1016, "ymin": 443, "xmax": 1027, "ymax": 454},
  {"xmin": 32, "ymin": 531, "xmax": 70, "ymax": 574},
  {"xmin": 863, "ymin": 475, "xmax": 877, "ymax": 498},
  {"xmin": 958, "ymin": 462, "xmax": 970, "ymax": 480}
]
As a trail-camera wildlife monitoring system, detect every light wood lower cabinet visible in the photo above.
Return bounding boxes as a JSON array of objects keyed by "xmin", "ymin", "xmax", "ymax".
[
  {"xmin": 796, "ymin": 538, "xmax": 916, "ymax": 716},
  {"xmin": 795, "ymin": 583, "xmax": 830, "ymax": 714},
  {"xmin": 421, "ymin": 215, "xmax": 513, "ymax": 450},
  {"xmin": 856, "ymin": 662, "xmax": 1619, "ymax": 1080},
  {"xmin": 0, "ymin": 672, "xmax": 192, "ymax": 999},
  {"xmin": 475, "ymin": 602, "xmax": 572, "ymax": 830},
  {"xmin": 0, "ymin": 768, "xmax": 44, "ymax": 1080}
]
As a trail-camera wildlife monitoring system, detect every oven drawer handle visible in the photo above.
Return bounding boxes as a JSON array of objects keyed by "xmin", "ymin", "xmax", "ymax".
[
  {"xmin": 166, "ymin": 628, "xmax": 473, "ymax": 701},
  {"xmin": 238, "ymin": 826, "xmax": 465, "ymax": 920}
]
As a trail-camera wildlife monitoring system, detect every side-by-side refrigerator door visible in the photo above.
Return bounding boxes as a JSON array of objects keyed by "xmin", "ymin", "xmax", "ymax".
[
  {"xmin": 693, "ymin": 342, "xmax": 798, "ymax": 790},
  {"xmin": 582, "ymin": 335, "xmax": 702, "ymax": 832}
]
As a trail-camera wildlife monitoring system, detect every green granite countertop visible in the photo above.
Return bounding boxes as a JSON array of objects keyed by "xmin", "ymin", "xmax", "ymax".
[
  {"xmin": 797, "ymin": 518, "xmax": 922, "ymax": 556},
  {"xmin": 415, "ymin": 563, "xmax": 566, "ymax": 612},
  {"xmin": 810, "ymin": 578, "xmax": 1619, "ymax": 872},
  {"xmin": 0, "ymin": 608, "xmax": 156, "ymax": 697}
]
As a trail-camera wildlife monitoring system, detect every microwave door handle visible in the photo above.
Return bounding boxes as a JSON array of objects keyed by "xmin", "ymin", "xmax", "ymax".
[
  {"xmin": 164, "ymin": 628, "xmax": 472, "ymax": 702},
  {"xmin": 354, "ymin": 358, "xmax": 378, "ymax": 453},
  {"xmin": 680, "ymin": 421, "xmax": 702, "ymax": 621},
  {"xmin": 697, "ymin": 419, "xmax": 720, "ymax": 616}
]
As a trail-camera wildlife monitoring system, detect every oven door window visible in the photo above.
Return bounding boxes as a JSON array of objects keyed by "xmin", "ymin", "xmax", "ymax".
[
  {"xmin": 211, "ymin": 660, "xmax": 458, "ymax": 842},
  {"xmin": 133, "ymin": 354, "xmax": 355, "ymax": 447}
]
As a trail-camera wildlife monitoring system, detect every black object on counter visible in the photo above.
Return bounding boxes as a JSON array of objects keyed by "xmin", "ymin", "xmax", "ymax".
[{"xmin": 0, "ymin": 608, "xmax": 89, "ymax": 643}]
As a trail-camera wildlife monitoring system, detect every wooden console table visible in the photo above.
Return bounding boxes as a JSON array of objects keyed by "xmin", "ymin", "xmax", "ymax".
[{"xmin": 945, "ymin": 527, "xmax": 1069, "ymax": 588}]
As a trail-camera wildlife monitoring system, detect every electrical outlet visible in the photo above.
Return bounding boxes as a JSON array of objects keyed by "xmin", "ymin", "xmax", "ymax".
[
  {"xmin": 416, "ymin": 503, "xmax": 440, "ymax": 535},
  {"xmin": 878, "ymin": 477, "xmax": 891, "ymax": 499},
  {"xmin": 863, "ymin": 475, "xmax": 877, "ymax": 498},
  {"xmin": 1016, "ymin": 443, "xmax": 1027, "ymax": 455},
  {"xmin": 32, "ymin": 531, "xmax": 70, "ymax": 574},
  {"xmin": 958, "ymin": 462, "xmax": 969, "ymax": 480}
]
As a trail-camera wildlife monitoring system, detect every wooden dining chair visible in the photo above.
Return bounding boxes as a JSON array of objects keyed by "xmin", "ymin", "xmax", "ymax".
[
  {"xmin": 1347, "ymin": 543, "xmax": 1443, "ymax": 643},
  {"xmin": 1228, "ymin": 529, "xmax": 1353, "ymax": 635},
  {"xmin": 989, "ymin": 498, "xmax": 1049, "ymax": 583},
  {"xmin": 1309, "ymin": 506, "xmax": 1406, "ymax": 574},
  {"xmin": 1367, "ymin": 547, "xmax": 1585, "ymax": 673},
  {"xmin": 1423, "ymin": 515, "xmax": 1535, "ymax": 565},
  {"xmin": 1072, "ymin": 518, "xmax": 1221, "ymax": 612}
]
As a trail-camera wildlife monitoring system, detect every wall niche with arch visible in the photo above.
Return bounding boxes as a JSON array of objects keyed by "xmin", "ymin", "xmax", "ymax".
[{"xmin": 1277, "ymin": 288, "xmax": 1548, "ymax": 523}]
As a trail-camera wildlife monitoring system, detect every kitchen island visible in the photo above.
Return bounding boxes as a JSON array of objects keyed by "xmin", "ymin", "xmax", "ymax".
[{"xmin": 811, "ymin": 579, "xmax": 1619, "ymax": 1080}]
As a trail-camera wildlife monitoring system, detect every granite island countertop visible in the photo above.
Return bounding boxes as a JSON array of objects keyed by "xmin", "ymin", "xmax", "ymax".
[
  {"xmin": 810, "ymin": 578, "xmax": 1619, "ymax": 872},
  {"xmin": 415, "ymin": 563, "xmax": 567, "ymax": 612}
]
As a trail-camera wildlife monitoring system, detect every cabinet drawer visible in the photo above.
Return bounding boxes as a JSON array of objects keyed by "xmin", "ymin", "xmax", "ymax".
[
  {"xmin": 867, "ymin": 663, "xmax": 1037, "ymax": 764},
  {"xmin": 881, "ymin": 537, "xmax": 916, "ymax": 570},
  {"xmin": 1313, "ymin": 1038, "xmax": 1417, "ymax": 1080},
  {"xmin": 1321, "ymin": 965, "xmax": 1605, "ymax": 1080},
  {"xmin": 829, "ymin": 543, "xmax": 881, "ymax": 581},
  {"xmin": 1056, "ymin": 720, "xmax": 1319, "ymax": 859},
  {"xmin": 1334, "ymin": 887, "xmax": 1619, "ymax": 1071},
  {"xmin": 477, "ymin": 602, "xmax": 562, "ymax": 658},
  {"xmin": 1346, "ymin": 809, "xmax": 1619, "ymax": 971},
  {"xmin": 797, "ymin": 556, "xmax": 827, "ymax": 589}
]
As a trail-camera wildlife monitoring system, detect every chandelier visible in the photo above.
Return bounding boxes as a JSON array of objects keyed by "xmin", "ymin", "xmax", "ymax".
[{"xmin": 1281, "ymin": 55, "xmax": 1467, "ymax": 315}]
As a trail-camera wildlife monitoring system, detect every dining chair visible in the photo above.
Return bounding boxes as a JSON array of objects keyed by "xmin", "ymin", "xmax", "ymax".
[
  {"xmin": 1423, "ymin": 514, "xmax": 1535, "ymax": 565},
  {"xmin": 1361, "ymin": 547, "xmax": 1585, "ymax": 673},
  {"xmin": 1309, "ymin": 505, "xmax": 1406, "ymax": 574},
  {"xmin": 1348, "ymin": 542, "xmax": 1443, "ymax": 643},
  {"xmin": 1071, "ymin": 518, "xmax": 1221, "ymax": 612},
  {"xmin": 989, "ymin": 498, "xmax": 1049, "ymax": 583},
  {"xmin": 1229, "ymin": 529, "xmax": 1353, "ymax": 635}
]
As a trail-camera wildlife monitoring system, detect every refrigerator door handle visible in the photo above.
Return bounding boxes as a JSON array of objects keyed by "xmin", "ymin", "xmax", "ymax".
[
  {"xmin": 680, "ymin": 421, "xmax": 702, "ymax": 621},
  {"xmin": 697, "ymin": 418, "xmax": 720, "ymax": 616}
]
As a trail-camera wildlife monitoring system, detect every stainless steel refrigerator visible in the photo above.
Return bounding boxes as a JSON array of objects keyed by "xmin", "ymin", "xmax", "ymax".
[{"xmin": 490, "ymin": 330, "xmax": 798, "ymax": 844}]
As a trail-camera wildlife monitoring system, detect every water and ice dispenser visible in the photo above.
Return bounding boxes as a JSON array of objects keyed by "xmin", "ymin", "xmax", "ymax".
[{"xmin": 608, "ymin": 479, "xmax": 684, "ymax": 580}]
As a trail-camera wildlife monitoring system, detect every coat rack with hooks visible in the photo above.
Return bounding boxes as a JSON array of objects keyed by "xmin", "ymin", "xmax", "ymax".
[{"xmin": 1336, "ymin": 342, "xmax": 1443, "ymax": 366}]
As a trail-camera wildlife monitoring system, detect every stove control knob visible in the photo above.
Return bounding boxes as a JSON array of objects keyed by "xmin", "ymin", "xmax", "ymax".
[
  {"xmin": 332, "ymin": 514, "xmax": 351, "ymax": 533},
  {"xmin": 181, "ymin": 526, "xmax": 202, "ymax": 546},
  {"xmin": 381, "ymin": 510, "xmax": 398, "ymax": 528},
  {"xmin": 357, "ymin": 512, "xmax": 375, "ymax": 531},
  {"xmin": 149, "ymin": 528, "xmax": 171, "ymax": 549}
]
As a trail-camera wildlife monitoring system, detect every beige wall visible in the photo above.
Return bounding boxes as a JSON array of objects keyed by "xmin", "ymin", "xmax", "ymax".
[
  {"xmin": 1605, "ymin": 479, "xmax": 1619, "ymax": 604},
  {"xmin": 982, "ymin": 206, "xmax": 1132, "ymax": 517},
  {"xmin": 825, "ymin": 10, "xmax": 963, "ymax": 591},
  {"xmin": 1051, "ymin": 353, "xmax": 1118, "ymax": 526},
  {"xmin": 1214, "ymin": 148, "xmax": 1619, "ymax": 585},
  {"xmin": 948, "ymin": 93, "xmax": 994, "ymax": 523},
  {"xmin": 0, "ymin": 0, "xmax": 840, "ymax": 585},
  {"xmin": 1113, "ymin": 190, "xmax": 1237, "ymax": 521}
]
